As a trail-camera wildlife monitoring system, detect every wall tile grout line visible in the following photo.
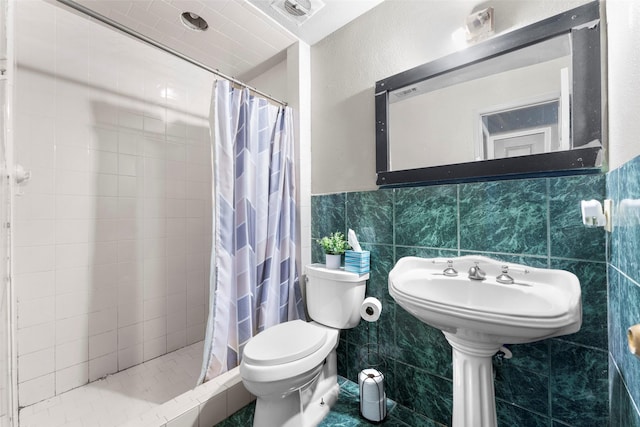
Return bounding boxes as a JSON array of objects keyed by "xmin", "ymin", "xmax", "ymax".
[
  {"xmin": 456, "ymin": 184, "xmax": 461, "ymax": 257},
  {"xmin": 546, "ymin": 178, "xmax": 552, "ymax": 269}
]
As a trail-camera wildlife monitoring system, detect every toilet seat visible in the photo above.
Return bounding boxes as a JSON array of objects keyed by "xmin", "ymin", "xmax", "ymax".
[
  {"xmin": 240, "ymin": 320, "xmax": 339, "ymax": 383},
  {"xmin": 243, "ymin": 320, "xmax": 327, "ymax": 366}
]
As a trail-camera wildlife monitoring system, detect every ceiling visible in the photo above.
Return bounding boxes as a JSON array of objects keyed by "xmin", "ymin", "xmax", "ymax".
[
  {"xmin": 68, "ymin": 0, "xmax": 383, "ymax": 80},
  {"xmin": 248, "ymin": 0, "xmax": 384, "ymax": 46}
]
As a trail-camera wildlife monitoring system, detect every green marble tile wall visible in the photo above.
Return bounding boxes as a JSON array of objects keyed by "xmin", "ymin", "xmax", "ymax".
[
  {"xmin": 311, "ymin": 174, "xmax": 608, "ymax": 426},
  {"xmin": 608, "ymin": 155, "xmax": 640, "ymax": 426}
]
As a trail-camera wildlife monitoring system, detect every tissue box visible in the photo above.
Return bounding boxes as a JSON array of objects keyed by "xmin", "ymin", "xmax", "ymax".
[{"xmin": 345, "ymin": 250, "xmax": 370, "ymax": 274}]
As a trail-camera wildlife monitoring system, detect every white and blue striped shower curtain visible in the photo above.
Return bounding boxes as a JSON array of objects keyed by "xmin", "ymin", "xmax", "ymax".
[{"xmin": 199, "ymin": 80, "xmax": 305, "ymax": 382}]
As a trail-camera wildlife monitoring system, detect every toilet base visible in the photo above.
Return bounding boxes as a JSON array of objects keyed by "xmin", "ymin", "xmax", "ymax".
[
  {"xmin": 252, "ymin": 350, "xmax": 339, "ymax": 427},
  {"xmin": 252, "ymin": 381, "xmax": 340, "ymax": 427},
  {"xmin": 306, "ymin": 382, "xmax": 339, "ymax": 426},
  {"xmin": 252, "ymin": 382, "xmax": 339, "ymax": 427}
]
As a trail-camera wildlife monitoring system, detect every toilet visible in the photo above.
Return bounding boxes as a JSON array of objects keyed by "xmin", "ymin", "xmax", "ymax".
[{"xmin": 240, "ymin": 263, "xmax": 369, "ymax": 427}]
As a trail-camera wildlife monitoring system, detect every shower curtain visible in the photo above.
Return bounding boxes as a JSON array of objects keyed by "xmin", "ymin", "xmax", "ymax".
[{"xmin": 199, "ymin": 80, "xmax": 305, "ymax": 382}]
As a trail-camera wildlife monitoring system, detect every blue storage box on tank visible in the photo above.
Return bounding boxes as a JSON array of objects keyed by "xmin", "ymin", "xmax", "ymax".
[{"xmin": 345, "ymin": 250, "xmax": 370, "ymax": 274}]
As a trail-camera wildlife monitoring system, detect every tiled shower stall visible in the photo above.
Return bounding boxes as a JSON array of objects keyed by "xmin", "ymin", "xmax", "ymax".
[
  {"xmin": 13, "ymin": 0, "xmax": 213, "ymax": 407},
  {"xmin": 0, "ymin": 0, "xmax": 11, "ymax": 424}
]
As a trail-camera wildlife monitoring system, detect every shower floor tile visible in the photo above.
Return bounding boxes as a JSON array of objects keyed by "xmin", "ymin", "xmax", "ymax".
[
  {"xmin": 216, "ymin": 376, "xmax": 414, "ymax": 427},
  {"xmin": 19, "ymin": 341, "xmax": 204, "ymax": 427}
]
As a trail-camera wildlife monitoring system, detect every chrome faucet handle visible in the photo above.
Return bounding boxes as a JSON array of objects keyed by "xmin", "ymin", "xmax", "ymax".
[
  {"xmin": 468, "ymin": 262, "xmax": 486, "ymax": 280},
  {"xmin": 506, "ymin": 265, "xmax": 530, "ymax": 275},
  {"xmin": 443, "ymin": 260, "xmax": 458, "ymax": 277},
  {"xmin": 496, "ymin": 265, "xmax": 515, "ymax": 284}
]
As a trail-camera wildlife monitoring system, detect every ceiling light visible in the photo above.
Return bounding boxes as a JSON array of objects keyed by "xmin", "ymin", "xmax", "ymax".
[{"xmin": 181, "ymin": 12, "xmax": 209, "ymax": 32}]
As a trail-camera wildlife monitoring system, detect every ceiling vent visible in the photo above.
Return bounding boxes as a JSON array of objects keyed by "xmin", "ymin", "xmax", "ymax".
[{"xmin": 270, "ymin": 0, "xmax": 325, "ymax": 25}]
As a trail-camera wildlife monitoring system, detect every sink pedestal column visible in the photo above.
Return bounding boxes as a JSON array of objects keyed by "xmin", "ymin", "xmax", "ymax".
[{"xmin": 444, "ymin": 333, "xmax": 501, "ymax": 427}]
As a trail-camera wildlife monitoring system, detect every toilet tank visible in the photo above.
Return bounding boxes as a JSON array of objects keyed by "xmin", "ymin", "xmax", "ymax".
[{"xmin": 305, "ymin": 264, "xmax": 369, "ymax": 329}]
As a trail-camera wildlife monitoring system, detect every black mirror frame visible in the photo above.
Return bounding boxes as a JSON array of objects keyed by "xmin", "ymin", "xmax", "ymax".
[{"xmin": 375, "ymin": 1, "xmax": 602, "ymax": 187}]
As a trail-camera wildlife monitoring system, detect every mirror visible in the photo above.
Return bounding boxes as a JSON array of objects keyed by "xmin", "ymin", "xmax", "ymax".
[{"xmin": 375, "ymin": 1, "xmax": 602, "ymax": 187}]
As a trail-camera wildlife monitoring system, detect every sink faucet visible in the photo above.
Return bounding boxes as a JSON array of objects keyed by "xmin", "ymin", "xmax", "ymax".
[
  {"xmin": 468, "ymin": 262, "xmax": 486, "ymax": 280},
  {"xmin": 496, "ymin": 265, "xmax": 515, "ymax": 284},
  {"xmin": 443, "ymin": 260, "xmax": 458, "ymax": 277},
  {"xmin": 431, "ymin": 258, "xmax": 459, "ymax": 276}
]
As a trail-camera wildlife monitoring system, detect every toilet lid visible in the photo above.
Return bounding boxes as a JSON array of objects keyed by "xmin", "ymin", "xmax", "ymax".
[{"xmin": 242, "ymin": 320, "xmax": 328, "ymax": 366}]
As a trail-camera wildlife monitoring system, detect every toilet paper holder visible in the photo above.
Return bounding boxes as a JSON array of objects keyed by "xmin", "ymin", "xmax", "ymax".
[
  {"xmin": 359, "ymin": 297, "xmax": 384, "ymax": 368},
  {"xmin": 361, "ymin": 315, "xmax": 385, "ymax": 370},
  {"xmin": 360, "ymin": 297, "xmax": 382, "ymax": 323}
]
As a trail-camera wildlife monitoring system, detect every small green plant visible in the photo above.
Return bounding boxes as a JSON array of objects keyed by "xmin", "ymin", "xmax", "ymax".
[{"xmin": 317, "ymin": 232, "xmax": 350, "ymax": 255}]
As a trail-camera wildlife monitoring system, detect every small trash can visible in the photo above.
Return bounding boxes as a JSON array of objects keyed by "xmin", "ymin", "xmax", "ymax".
[{"xmin": 359, "ymin": 368, "xmax": 386, "ymax": 422}]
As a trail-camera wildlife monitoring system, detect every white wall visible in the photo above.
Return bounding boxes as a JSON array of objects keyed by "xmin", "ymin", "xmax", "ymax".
[
  {"xmin": 606, "ymin": 0, "xmax": 640, "ymax": 170},
  {"xmin": 311, "ymin": 0, "xmax": 592, "ymax": 193},
  {"xmin": 247, "ymin": 59, "xmax": 287, "ymax": 103},
  {"xmin": 285, "ymin": 42, "xmax": 313, "ymax": 273},
  {"xmin": 14, "ymin": 0, "xmax": 213, "ymax": 406},
  {"xmin": 0, "ymin": 79, "xmax": 8, "ymax": 423}
]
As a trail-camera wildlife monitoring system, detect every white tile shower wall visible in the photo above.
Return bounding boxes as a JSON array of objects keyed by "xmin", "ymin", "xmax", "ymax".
[
  {"xmin": 14, "ymin": 0, "xmax": 213, "ymax": 407},
  {"xmin": 0, "ymin": 0, "xmax": 11, "ymax": 424}
]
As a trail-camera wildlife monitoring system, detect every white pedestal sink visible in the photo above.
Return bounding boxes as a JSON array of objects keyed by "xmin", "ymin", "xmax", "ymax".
[{"xmin": 388, "ymin": 256, "xmax": 582, "ymax": 427}]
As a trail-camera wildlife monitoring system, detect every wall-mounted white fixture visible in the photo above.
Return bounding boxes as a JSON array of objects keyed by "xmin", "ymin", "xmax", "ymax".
[
  {"xmin": 628, "ymin": 324, "xmax": 640, "ymax": 358},
  {"xmin": 14, "ymin": 164, "xmax": 31, "ymax": 197},
  {"xmin": 466, "ymin": 7, "xmax": 494, "ymax": 42},
  {"xmin": 581, "ymin": 199, "xmax": 612, "ymax": 231},
  {"xmin": 14, "ymin": 164, "xmax": 30, "ymax": 185},
  {"xmin": 451, "ymin": 6, "xmax": 494, "ymax": 49},
  {"xmin": 619, "ymin": 199, "xmax": 640, "ymax": 224}
]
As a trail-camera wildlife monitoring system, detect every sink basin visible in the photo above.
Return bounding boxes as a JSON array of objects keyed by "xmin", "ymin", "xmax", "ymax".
[
  {"xmin": 389, "ymin": 255, "xmax": 582, "ymax": 344},
  {"xmin": 388, "ymin": 255, "xmax": 582, "ymax": 427}
]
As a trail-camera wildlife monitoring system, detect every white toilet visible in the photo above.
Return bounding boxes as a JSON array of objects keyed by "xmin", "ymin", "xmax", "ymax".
[{"xmin": 240, "ymin": 263, "xmax": 369, "ymax": 427}]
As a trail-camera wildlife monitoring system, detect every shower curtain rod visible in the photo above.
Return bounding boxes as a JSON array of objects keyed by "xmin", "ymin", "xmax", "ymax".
[{"xmin": 55, "ymin": 0, "xmax": 288, "ymax": 107}]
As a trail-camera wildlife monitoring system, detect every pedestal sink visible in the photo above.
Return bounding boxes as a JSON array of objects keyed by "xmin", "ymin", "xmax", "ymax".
[{"xmin": 388, "ymin": 256, "xmax": 582, "ymax": 427}]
